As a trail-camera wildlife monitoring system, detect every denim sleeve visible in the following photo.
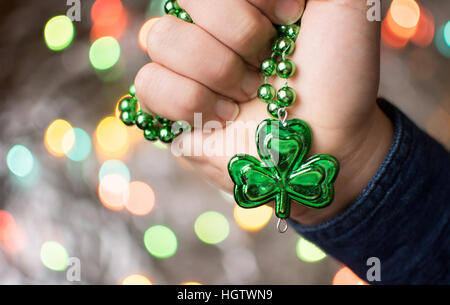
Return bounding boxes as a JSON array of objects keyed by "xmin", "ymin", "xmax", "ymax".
[{"xmin": 289, "ymin": 99, "xmax": 450, "ymax": 285}]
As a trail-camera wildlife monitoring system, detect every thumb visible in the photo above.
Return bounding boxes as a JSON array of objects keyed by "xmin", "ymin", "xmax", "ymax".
[{"xmin": 248, "ymin": 0, "xmax": 305, "ymax": 25}]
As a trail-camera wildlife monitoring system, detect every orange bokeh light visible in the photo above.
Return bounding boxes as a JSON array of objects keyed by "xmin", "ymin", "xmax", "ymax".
[
  {"xmin": 125, "ymin": 181, "xmax": 155, "ymax": 216},
  {"xmin": 382, "ymin": 19, "xmax": 409, "ymax": 49},
  {"xmin": 411, "ymin": 6, "xmax": 435, "ymax": 47},
  {"xmin": 98, "ymin": 174, "xmax": 129, "ymax": 211},
  {"xmin": 91, "ymin": 0, "xmax": 124, "ymax": 27},
  {"xmin": 138, "ymin": 18, "xmax": 160, "ymax": 51},
  {"xmin": 332, "ymin": 267, "xmax": 367, "ymax": 285}
]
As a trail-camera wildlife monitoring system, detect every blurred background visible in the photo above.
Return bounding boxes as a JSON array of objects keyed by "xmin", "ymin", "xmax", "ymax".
[{"xmin": 0, "ymin": 0, "xmax": 448, "ymax": 285}]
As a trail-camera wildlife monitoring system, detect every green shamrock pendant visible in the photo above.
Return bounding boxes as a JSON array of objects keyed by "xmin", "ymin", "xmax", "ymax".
[{"xmin": 228, "ymin": 119, "xmax": 339, "ymax": 231}]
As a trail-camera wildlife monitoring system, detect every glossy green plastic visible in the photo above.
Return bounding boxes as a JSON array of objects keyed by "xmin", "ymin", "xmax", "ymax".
[{"xmin": 228, "ymin": 119, "xmax": 339, "ymax": 219}]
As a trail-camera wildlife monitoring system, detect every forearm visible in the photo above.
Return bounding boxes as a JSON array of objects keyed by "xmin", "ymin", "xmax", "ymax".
[{"xmin": 290, "ymin": 99, "xmax": 450, "ymax": 284}]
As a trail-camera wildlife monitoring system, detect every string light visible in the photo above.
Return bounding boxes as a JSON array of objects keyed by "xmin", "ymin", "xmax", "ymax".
[
  {"xmin": 44, "ymin": 15, "xmax": 75, "ymax": 51},
  {"xmin": 122, "ymin": 274, "xmax": 152, "ymax": 285},
  {"xmin": 332, "ymin": 267, "xmax": 367, "ymax": 285},
  {"xmin": 6, "ymin": 145, "xmax": 34, "ymax": 177},
  {"xmin": 143, "ymin": 225, "xmax": 178, "ymax": 259},
  {"xmin": 125, "ymin": 181, "xmax": 155, "ymax": 216},
  {"xmin": 45, "ymin": 119, "xmax": 74, "ymax": 157},
  {"xmin": 194, "ymin": 211, "xmax": 230, "ymax": 245},
  {"xmin": 40, "ymin": 241, "xmax": 69, "ymax": 271},
  {"xmin": 296, "ymin": 237, "xmax": 327, "ymax": 263},
  {"xmin": 233, "ymin": 205, "xmax": 272, "ymax": 232},
  {"xmin": 89, "ymin": 36, "xmax": 121, "ymax": 71}
]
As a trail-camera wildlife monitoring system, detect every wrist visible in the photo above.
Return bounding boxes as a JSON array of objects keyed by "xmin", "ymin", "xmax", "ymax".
[{"xmin": 290, "ymin": 104, "xmax": 394, "ymax": 226}]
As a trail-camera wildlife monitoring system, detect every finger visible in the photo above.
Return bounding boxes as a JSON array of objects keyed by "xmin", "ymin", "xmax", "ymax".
[
  {"xmin": 135, "ymin": 63, "xmax": 240, "ymax": 125},
  {"xmin": 147, "ymin": 15, "xmax": 261, "ymax": 102},
  {"xmin": 247, "ymin": 0, "xmax": 305, "ymax": 25},
  {"xmin": 178, "ymin": 0, "xmax": 277, "ymax": 66}
]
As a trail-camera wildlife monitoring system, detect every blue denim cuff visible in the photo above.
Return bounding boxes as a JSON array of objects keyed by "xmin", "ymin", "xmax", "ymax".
[{"xmin": 289, "ymin": 99, "xmax": 450, "ymax": 284}]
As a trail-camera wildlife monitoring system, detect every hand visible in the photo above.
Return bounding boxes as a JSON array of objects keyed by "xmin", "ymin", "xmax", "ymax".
[{"xmin": 135, "ymin": 0, "xmax": 394, "ymax": 226}]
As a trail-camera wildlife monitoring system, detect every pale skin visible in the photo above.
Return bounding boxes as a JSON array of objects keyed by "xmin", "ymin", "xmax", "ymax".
[{"xmin": 135, "ymin": 0, "xmax": 394, "ymax": 226}]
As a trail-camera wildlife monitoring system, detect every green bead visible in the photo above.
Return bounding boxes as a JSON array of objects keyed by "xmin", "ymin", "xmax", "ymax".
[
  {"xmin": 285, "ymin": 24, "xmax": 300, "ymax": 40},
  {"xmin": 118, "ymin": 97, "xmax": 133, "ymax": 112},
  {"xmin": 168, "ymin": 9, "xmax": 181, "ymax": 17},
  {"xmin": 129, "ymin": 84, "xmax": 136, "ymax": 97},
  {"xmin": 277, "ymin": 86, "xmax": 296, "ymax": 107},
  {"xmin": 136, "ymin": 112, "xmax": 153, "ymax": 130},
  {"xmin": 144, "ymin": 128, "xmax": 159, "ymax": 142},
  {"xmin": 273, "ymin": 38, "xmax": 295, "ymax": 56},
  {"xmin": 156, "ymin": 115, "xmax": 171, "ymax": 126},
  {"xmin": 159, "ymin": 127, "xmax": 175, "ymax": 143},
  {"xmin": 267, "ymin": 102, "xmax": 281, "ymax": 118},
  {"xmin": 178, "ymin": 10, "xmax": 193, "ymax": 23},
  {"xmin": 120, "ymin": 111, "xmax": 135, "ymax": 126},
  {"xmin": 257, "ymin": 84, "xmax": 276, "ymax": 102},
  {"xmin": 277, "ymin": 59, "xmax": 296, "ymax": 79},
  {"xmin": 164, "ymin": 0, "xmax": 181, "ymax": 14},
  {"xmin": 261, "ymin": 58, "xmax": 276, "ymax": 77}
]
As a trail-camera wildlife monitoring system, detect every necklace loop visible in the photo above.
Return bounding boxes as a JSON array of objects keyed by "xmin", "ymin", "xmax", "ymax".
[
  {"xmin": 277, "ymin": 107, "xmax": 288, "ymax": 126},
  {"xmin": 277, "ymin": 218, "xmax": 288, "ymax": 233}
]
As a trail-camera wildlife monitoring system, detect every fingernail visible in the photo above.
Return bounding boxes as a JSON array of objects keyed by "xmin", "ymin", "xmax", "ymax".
[
  {"xmin": 216, "ymin": 99, "xmax": 240, "ymax": 121},
  {"xmin": 275, "ymin": 0, "xmax": 303, "ymax": 24},
  {"xmin": 241, "ymin": 71, "xmax": 261, "ymax": 99}
]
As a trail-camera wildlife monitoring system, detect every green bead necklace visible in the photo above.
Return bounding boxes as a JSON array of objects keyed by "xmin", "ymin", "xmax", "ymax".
[{"xmin": 117, "ymin": 0, "xmax": 339, "ymax": 233}]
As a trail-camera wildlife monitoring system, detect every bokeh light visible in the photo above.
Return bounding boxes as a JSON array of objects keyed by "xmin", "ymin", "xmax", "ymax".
[
  {"xmin": 6, "ymin": 145, "xmax": 34, "ymax": 177},
  {"xmin": 95, "ymin": 116, "xmax": 129, "ymax": 159},
  {"xmin": 0, "ymin": 212, "xmax": 26, "ymax": 255},
  {"xmin": 138, "ymin": 18, "xmax": 160, "ymax": 51},
  {"xmin": 233, "ymin": 205, "xmax": 272, "ymax": 232},
  {"xmin": 194, "ymin": 211, "xmax": 230, "ymax": 245},
  {"xmin": 90, "ymin": 0, "xmax": 127, "ymax": 41},
  {"xmin": 332, "ymin": 266, "xmax": 367, "ymax": 285},
  {"xmin": 146, "ymin": 0, "xmax": 165, "ymax": 18},
  {"xmin": 89, "ymin": 36, "xmax": 121, "ymax": 71},
  {"xmin": 390, "ymin": 0, "xmax": 420, "ymax": 29},
  {"xmin": 122, "ymin": 274, "xmax": 152, "ymax": 285},
  {"xmin": 181, "ymin": 282, "xmax": 202, "ymax": 285},
  {"xmin": 99, "ymin": 159, "xmax": 130, "ymax": 182},
  {"xmin": 435, "ymin": 23, "xmax": 450, "ymax": 58},
  {"xmin": 45, "ymin": 119, "xmax": 74, "ymax": 157},
  {"xmin": 98, "ymin": 174, "xmax": 129, "ymax": 211},
  {"xmin": 44, "ymin": 15, "xmax": 75, "ymax": 51},
  {"xmin": 144, "ymin": 225, "xmax": 177, "ymax": 259},
  {"xmin": 63, "ymin": 128, "xmax": 92, "ymax": 162},
  {"xmin": 444, "ymin": 21, "xmax": 450, "ymax": 47},
  {"xmin": 40, "ymin": 241, "xmax": 69, "ymax": 271},
  {"xmin": 411, "ymin": 6, "xmax": 435, "ymax": 47},
  {"xmin": 296, "ymin": 237, "xmax": 327, "ymax": 263},
  {"xmin": 125, "ymin": 181, "xmax": 155, "ymax": 216}
]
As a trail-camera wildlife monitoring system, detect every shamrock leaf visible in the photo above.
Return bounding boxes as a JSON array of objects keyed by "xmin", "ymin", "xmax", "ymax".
[{"xmin": 228, "ymin": 119, "xmax": 339, "ymax": 219}]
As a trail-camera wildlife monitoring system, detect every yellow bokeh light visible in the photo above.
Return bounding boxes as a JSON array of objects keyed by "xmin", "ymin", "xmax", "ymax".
[
  {"xmin": 121, "ymin": 274, "xmax": 152, "ymax": 285},
  {"xmin": 98, "ymin": 174, "xmax": 129, "ymax": 211},
  {"xmin": 95, "ymin": 116, "xmax": 129, "ymax": 159},
  {"xmin": 125, "ymin": 181, "xmax": 155, "ymax": 216},
  {"xmin": 181, "ymin": 282, "xmax": 202, "ymax": 285},
  {"xmin": 45, "ymin": 119, "xmax": 74, "ymax": 157},
  {"xmin": 390, "ymin": 0, "xmax": 420, "ymax": 29},
  {"xmin": 233, "ymin": 205, "xmax": 273, "ymax": 232}
]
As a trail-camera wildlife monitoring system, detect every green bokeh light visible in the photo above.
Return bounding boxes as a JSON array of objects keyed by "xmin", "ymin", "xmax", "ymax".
[
  {"xmin": 89, "ymin": 36, "xmax": 121, "ymax": 70},
  {"xmin": 146, "ymin": 0, "xmax": 165, "ymax": 18},
  {"xmin": 296, "ymin": 237, "xmax": 327, "ymax": 263},
  {"xmin": 6, "ymin": 145, "xmax": 34, "ymax": 177},
  {"xmin": 435, "ymin": 24, "xmax": 450, "ymax": 58},
  {"xmin": 144, "ymin": 225, "xmax": 177, "ymax": 258},
  {"xmin": 98, "ymin": 160, "xmax": 130, "ymax": 182},
  {"xmin": 194, "ymin": 211, "xmax": 229, "ymax": 245},
  {"xmin": 65, "ymin": 128, "xmax": 91, "ymax": 162},
  {"xmin": 40, "ymin": 241, "xmax": 69, "ymax": 271},
  {"xmin": 44, "ymin": 15, "xmax": 75, "ymax": 51},
  {"xmin": 444, "ymin": 21, "xmax": 450, "ymax": 47}
]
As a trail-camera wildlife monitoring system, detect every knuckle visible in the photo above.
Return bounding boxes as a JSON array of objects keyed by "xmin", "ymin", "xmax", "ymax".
[
  {"xmin": 147, "ymin": 15, "xmax": 177, "ymax": 57},
  {"xmin": 211, "ymin": 51, "xmax": 239, "ymax": 85},
  {"xmin": 176, "ymin": 85, "xmax": 204, "ymax": 114},
  {"xmin": 233, "ymin": 13, "xmax": 263, "ymax": 50}
]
